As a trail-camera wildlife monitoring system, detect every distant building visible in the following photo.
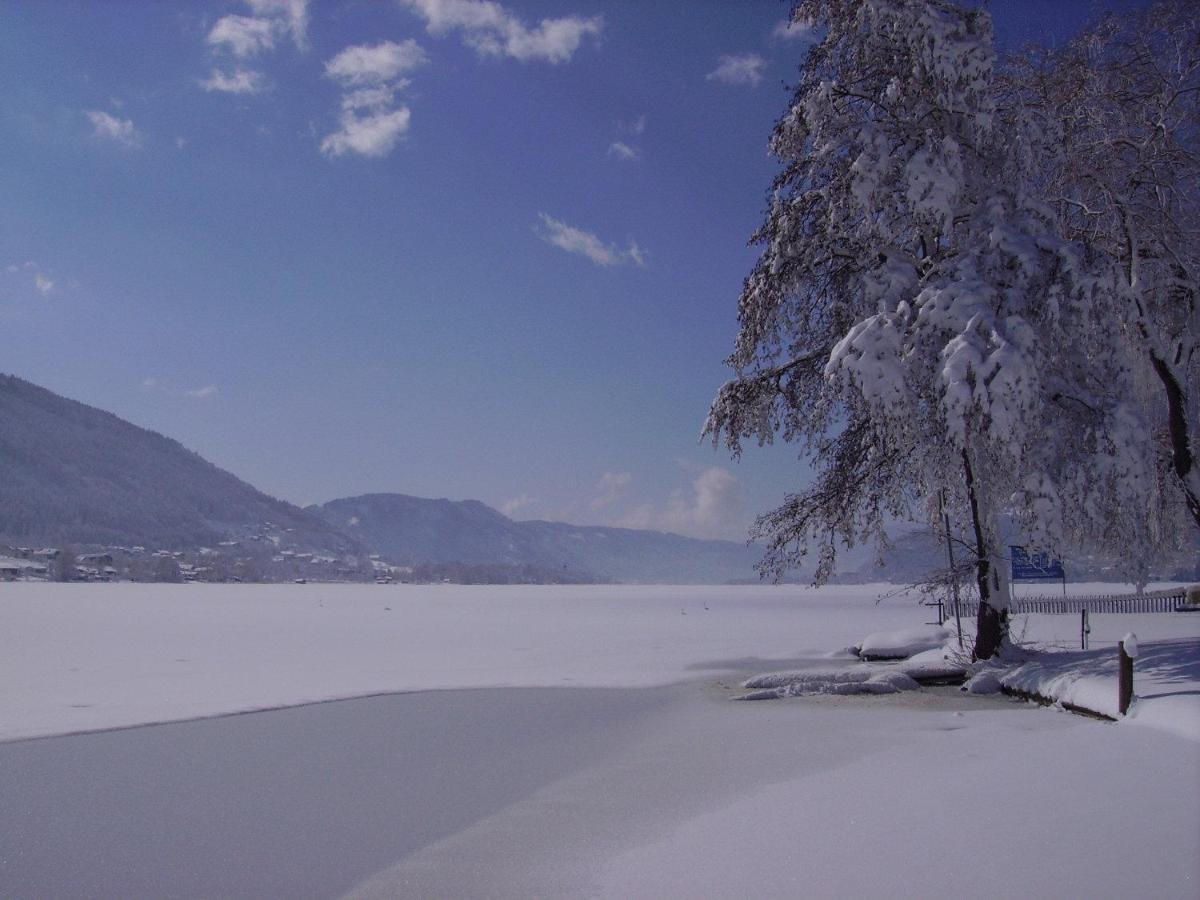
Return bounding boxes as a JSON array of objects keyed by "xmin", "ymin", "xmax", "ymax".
[{"xmin": 0, "ymin": 556, "xmax": 49, "ymax": 579}]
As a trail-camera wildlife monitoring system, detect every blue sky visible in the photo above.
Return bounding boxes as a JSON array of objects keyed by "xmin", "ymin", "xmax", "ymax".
[{"xmin": 0, "ymin": 0, "xmax": 1146, "ymax": 540}]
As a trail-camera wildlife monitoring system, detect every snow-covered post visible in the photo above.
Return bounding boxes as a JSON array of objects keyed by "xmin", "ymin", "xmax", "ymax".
[{"xmin": 1118, "ymin": 633, "xmax": 1138, "ymax": 716}]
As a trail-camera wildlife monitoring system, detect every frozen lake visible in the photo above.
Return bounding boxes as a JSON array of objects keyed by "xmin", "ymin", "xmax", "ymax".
[
  {"xmin": 2, "ymin": 583, "xmax": 1198, "ymax": 897},
  {"xmin": 4, "ymin": 581, "xmax": 1195, "ymax": 742}
]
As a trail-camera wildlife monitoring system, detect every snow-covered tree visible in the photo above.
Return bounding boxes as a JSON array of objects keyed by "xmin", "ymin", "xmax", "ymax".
[
  {"xmin": 1006, "ymin": 3, "xmax": 1200, "ymax": 534},
  {"xmin": 706, "ymin": 0, "xmax": 1171, "ymax": 659}
]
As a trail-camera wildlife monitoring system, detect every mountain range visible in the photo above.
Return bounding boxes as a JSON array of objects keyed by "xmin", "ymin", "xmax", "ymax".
[
  {"xmin": 310, "ymin": 493, "xmax": 760, "ymax": 583},
  {"xmin": 0, "ymin": 374, "xmax": 760, "ymax": 583}
]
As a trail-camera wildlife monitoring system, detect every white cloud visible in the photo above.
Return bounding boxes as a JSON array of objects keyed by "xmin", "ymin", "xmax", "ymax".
[
  {"xmin": 623, "ymin": 114, "xmax": 645, "ymax": 135},
  {"xmin": 198, "ymin": 68, "xmax": 267, "ymax": 94},
  {"xmin": 325, "ymin": 40, "xmax": 429, "ymax": 85},
  {"xmin": 500, "ymin": 494, "xmax": 537, "ymax": 517},
  {"xmin": 607, "ymin": 141, "xmax": 639, "ymax": 161},
  {"xmin": 536, "ymin": 214, "xmax": 644, "ymax": 268},
  {"xmin": 207, "ymin": 15, "xmax": 277, "ymax": 57},
  {"xmin": 321, "ymin": 108, "xmax": 413, "ymax": 158},
  {"xmin": 321, "ymin": 41, "xmax": 425, "ymax": 159},
  {"xmin": 86, "ymin": 110, "xmax": 140, "ymax": 147},
  {"xmin": 399, "ymin": 0, "xmax": 602, "ymax": 64},
  {"xmin": 245, "ymin": 0, "xmax": 309, "ymax": 48},
  {"xmin": 706, "ymin": 53, "xmax": 766, "ymax": 87},
  {"xmin": 341, "ymin": 85, "xmax": 400, "ymax": 112},
  {"xmin": 618, "ymin": 467, "xmax": 745, "ymax": 540},
  {"xmin": 34, "ymin": 274, "xmax": 54, "ymax": 296},
  {"xmin": 187, "ymin": 385, "xmax": 219, "ymax": 399},
  {"xmin": 199, "ymin": 1, "xmax": 307, "ymax": 102},
  {"xmin": 772, "ymin": 17, "xmax": 818, "ymax": 42},
  {"xmin": 591, "ymin": 472, "xmax": 632, "ymax": 510}
]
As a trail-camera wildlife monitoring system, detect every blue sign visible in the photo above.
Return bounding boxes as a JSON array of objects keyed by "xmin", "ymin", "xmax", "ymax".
[{"xmin": 1011, "ymin": 545, "xmax": 1065, "ymax": 581}]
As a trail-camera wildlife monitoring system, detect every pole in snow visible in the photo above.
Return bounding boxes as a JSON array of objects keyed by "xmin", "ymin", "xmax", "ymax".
[
  {"xmin": 1118, "ymin": 633, "xmax": 1138, "ymax": 716},
  {"xmin": 940, "ymin": 491, "xmax": 963, "ymax": 649}
]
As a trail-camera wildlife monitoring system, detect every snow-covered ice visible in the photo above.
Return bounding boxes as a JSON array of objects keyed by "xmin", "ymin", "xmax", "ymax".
[
  {"xmin": 2, "ymin": 581, "xmax": 1198, "ymax": 898},
  {"xmin": 2, "ymin": 581, "xmax": 1196, "ymax": 742},
  {"xmin": 1, "ymin": 581, "xmax": 937, "ymax": 742}
]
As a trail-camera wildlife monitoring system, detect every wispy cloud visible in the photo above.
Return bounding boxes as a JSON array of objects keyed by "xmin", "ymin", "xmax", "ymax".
[
  {"xmin": 321, "ymin": 41, "xmax": 427, "ymax": 159},
  {"xmin": 399, "ymin": 0, "xmax": 602, "ymax": 64},
  {"xmin": 208, "ymin": 0, "xmax": 308, "ymax": 55},
  {"xmin": 536, "ymin": 214, "xmax": 645, "ymax": 268},
  {"xmin": 207, "ymin": 14, "xmax": 277, "ymax": 57},
  {"xmin": 500, "ymin": 494, "xmax": 537, "ymax": 517},
  {"xmin": 607, "ymin": 141, "xmax": 639, "ymax": 162},
  {"xmin": 772, "ymin": 17, "xmax": 818, "ymax": 42},
  {"xmin": 5, "ymin": 260, "xmax": 58, "ymax": 297},
  {"xmin": 324, "ymin": 40, "xmax": 429, "ymax": 85},
  {"xmin": 321, "ymin": 108, "xmax": 413, "ymax": 158},
  {"xmin": 606, "ymin": 115, "xmax": 645, "ymax": 162},
  {"xmin": 198, "ymin": 68, "xmax": 267, "ymax": 94},
  {"xmin": 591, "ymin": 472, "xmax": 631, "ymax": 510},
  {"xmin": 86, "ymin": 110, "xmax": 140, "ymax": 147},
  {"xmin": 618, "ymin": 467, "xmax": 745, "ymax": 540},
  {"xmin": 201, "ymin": 0, "xmax": 308, "ymax": 99},
  {"xmin": 706, "ymin": 53, "xmax": 766, "ymax": 87},
  {"xmin": 143, "ymin": 378, "xmax": 219, "ymax": 400},
  {"xmin": 247, "ymin": 0, "xmax": 309, "ymax": 49}
]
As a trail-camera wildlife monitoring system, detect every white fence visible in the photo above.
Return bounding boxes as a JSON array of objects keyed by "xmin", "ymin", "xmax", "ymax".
[{"xmin": 953, "ymin": 587, "xmax": 1192, "ymax": 616}]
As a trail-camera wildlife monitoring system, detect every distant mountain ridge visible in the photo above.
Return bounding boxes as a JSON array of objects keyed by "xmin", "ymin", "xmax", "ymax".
[
  {"xmin": 0, "ymin": 374, "xmax": 761, "ymax": 582},
  {"xmin": 311, "ymin": 493, "xmax": 761, "ymax": 583},
  {"xmin": 0, "ymin": 374, "xmax": 357, "ymax": 554}
]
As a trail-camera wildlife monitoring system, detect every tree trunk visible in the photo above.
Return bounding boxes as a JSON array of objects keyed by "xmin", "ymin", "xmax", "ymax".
[
  {"xmin": 1149, "ymin": 350, "xmax": 1200, "ymax": 532},
  {"xmin": 963, "ymin": 449, "xmax": 1008, "ymax": 660}
]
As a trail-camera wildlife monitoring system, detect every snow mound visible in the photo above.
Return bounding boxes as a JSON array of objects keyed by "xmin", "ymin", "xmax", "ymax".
[
  {"xmin": 898, "ymin": 646, "xmax": 967, "ymax": 680},
  {"xmin": 999, "ymin": 637, "xmax": 1200, "ymax": 741},
  {"xmin": 740, "ymin": 667, "xmax": 921, "ymax": 699},
  {"xmin": 859, "ymin": 625, "xmax": 952, "ymax": 660},
  {"xmin": 1121, "ymin": 633, "xmax": 1138, "ymax": 658},
  {"xmin": 962, "ymin": 671, "xmax": 1002, "ymax": 694}
]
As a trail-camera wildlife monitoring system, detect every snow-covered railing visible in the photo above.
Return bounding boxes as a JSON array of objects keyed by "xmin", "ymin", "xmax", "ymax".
[{"xmin": 954, "ymin": 587, "xmax": 1192, "ymax": 616}]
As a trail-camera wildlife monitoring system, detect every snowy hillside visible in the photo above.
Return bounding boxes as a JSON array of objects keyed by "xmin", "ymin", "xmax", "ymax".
[{"xmin": 0, "ymin": 375, "xmax": 358, "ymax": 554}]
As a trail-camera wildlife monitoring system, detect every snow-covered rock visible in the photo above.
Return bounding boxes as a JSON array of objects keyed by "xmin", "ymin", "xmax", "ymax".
[
  {"xmin": 962, "ymin": 671, "xmax": 1002, "ymax": 694},
  {"xmin": 858, "ymin": 625, "xmax": 952, "ymax": 660},
  {"xmin": 898, "ymin": 646, "xmax": 968, "ymax": 681}
]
